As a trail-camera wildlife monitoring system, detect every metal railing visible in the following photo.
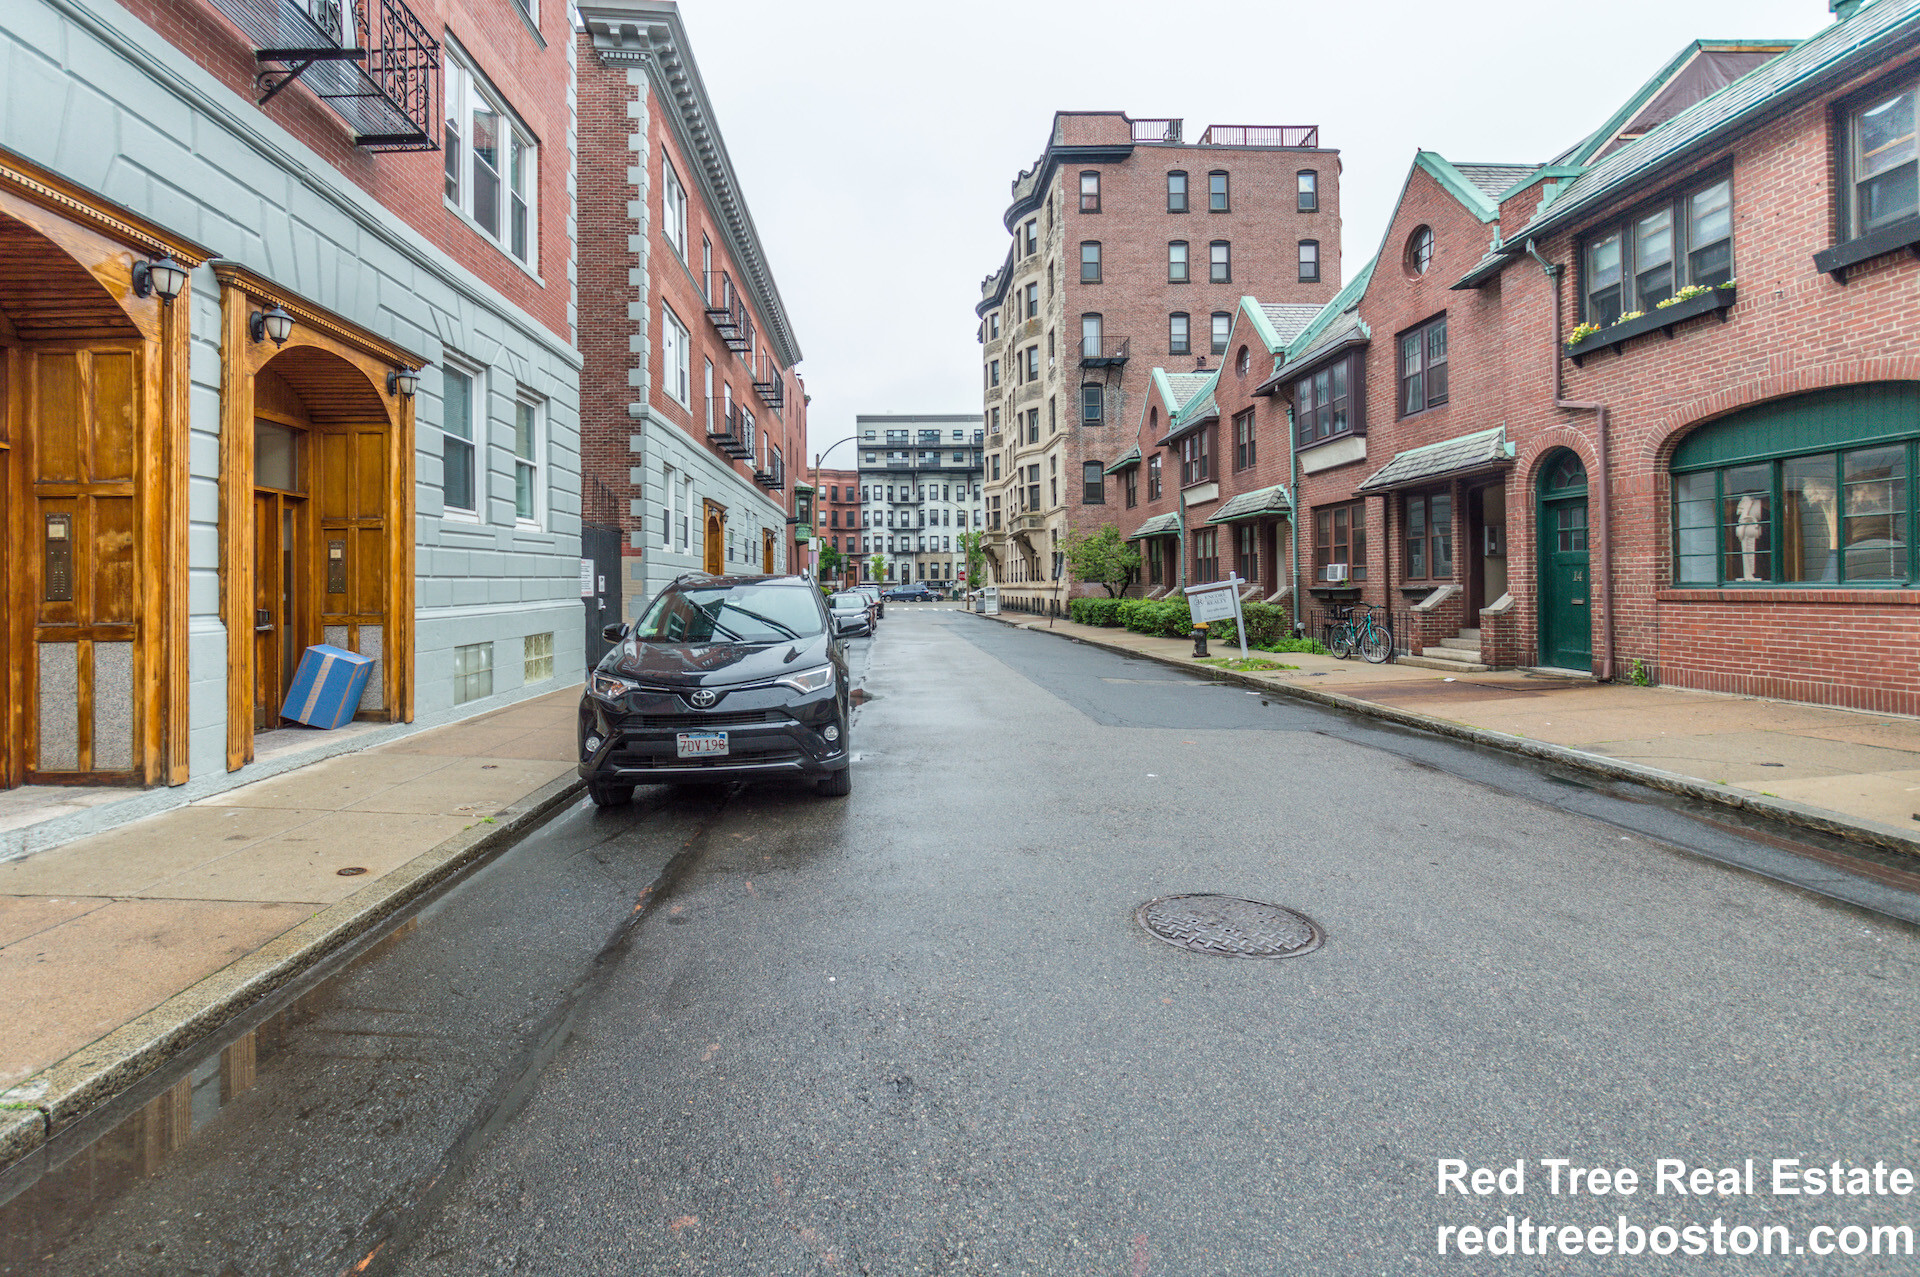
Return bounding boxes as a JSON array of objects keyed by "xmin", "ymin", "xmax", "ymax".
[
  {"xmin": 751, "ymin": 351, "xmax": 784, "ymax": 410},
  {"xmin": 708, "ymin": 404, "xmax": 749, "ymax": 459},
  {"xmin": 1130, "ymin": 118, "xmax": 1182, "ymax": 143},
  {"xmin": 207, "ymin": 0, "xmax": 439, "ymax": 150},
  {"xmin": 1080, "ymin": 336, "xmax": 1130, "ymax": 367},
  {"xmin": 1198, "ymin": 125, "xmax": 1319, "ymax": 148},
  {"xmin": 1304, "ymin": 605, "xmax": 1413, "ymax": 658},
  {"xmin": 702, "ymin": 270, "xmax": 754, "ymax": 352}
]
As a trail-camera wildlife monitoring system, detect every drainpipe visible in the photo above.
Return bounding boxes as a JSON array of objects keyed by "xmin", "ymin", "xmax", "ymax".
[
  {"xmin": 1525, "ymin": 239, "xmax": 1616, "ymax": 682},
  {"xmin": 1286, "ymin": 399, "xmax": 1301, "ymax": 634}
]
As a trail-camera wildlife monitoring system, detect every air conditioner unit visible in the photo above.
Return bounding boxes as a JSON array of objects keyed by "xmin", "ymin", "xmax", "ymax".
[{"xmin": 1323, "ymin": 563, "xmax": 1348, "ymax": 581}]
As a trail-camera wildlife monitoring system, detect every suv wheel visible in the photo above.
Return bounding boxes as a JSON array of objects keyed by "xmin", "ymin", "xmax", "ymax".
[{"xmin": 816, "ymin": 768, "xmax": 852, "ymax": 797}]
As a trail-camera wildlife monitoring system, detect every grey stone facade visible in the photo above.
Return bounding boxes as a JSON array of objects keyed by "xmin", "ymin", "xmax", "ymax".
[{"xmin": 5, "ymin": 0, "xmax": 586, "ymax": 779}]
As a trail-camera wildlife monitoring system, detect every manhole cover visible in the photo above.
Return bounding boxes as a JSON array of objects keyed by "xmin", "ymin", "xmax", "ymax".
[{"xmin": 1135, "ymin": 894, "xmax": 1323, "ymax": 958}]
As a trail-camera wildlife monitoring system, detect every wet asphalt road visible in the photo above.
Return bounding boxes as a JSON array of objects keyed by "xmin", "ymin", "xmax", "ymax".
[{"xmin": 19, "ymin": 606, "xmax": 1920, "ymax": 1275}]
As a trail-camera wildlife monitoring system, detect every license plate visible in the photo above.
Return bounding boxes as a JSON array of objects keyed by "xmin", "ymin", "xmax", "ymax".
[{"xmin": 676, "ymin": 731, "xmax": 728, "ymax": 758}]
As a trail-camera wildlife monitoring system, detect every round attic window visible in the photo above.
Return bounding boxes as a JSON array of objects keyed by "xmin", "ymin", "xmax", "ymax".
[
  {"xmin": 1235, "ymin": 345, "xmax": 1251, "ymax": 376},
  {"xmin": 1405, "ymin": 225, "xmax": 1435, "ymax": 276}
]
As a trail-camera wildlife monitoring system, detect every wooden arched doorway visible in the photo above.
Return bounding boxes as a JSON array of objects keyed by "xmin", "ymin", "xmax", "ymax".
[
  {"xmin": 215, "ymin": 265, "xmax": 420, "ymax": 770},
  {"xmin": 703, "ymin": 501, "xmax": 725, "ymax": 575},
  {"xmin": 0, "ymin": 166, "xmax": 203, "ymax": 789}
]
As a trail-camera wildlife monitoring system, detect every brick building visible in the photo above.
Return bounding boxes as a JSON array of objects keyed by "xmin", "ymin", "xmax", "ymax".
[
  {"xmin": 1261, "ymin": 1, "xmax": 1920, "ymax": 716},
  {"xmin": 575, "ymin": 2, "xmax": 805, "ymax": 656},
  {"xmin": 1, "ymin": 0, "xmax": 583, "ymax": 790},
  {"xmin": 854, "ymin": 414, "xmax": 984, "ymax": 586},
  {"xmin": 976, "ymin": 113, "xmax": 1341, "ymax": 614},
  {"xmin": 811, "ymin": 466, "xmax": 861, "ymax": 588}
]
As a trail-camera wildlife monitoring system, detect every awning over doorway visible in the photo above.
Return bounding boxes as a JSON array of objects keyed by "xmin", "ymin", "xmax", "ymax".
[
  {"xmin": 1126, "ymin": 512, "xmax": 1182, "ymax": 541},
  {"xmin": 1355, "ymin": 426, "xmax": 1512, "ymax": 493},
  {"xmin": 1103, "ymin": 445, "xmax": 1141, "ymax": 475},
  {"xmin": 1206, "ymin": 483, "xmax": 1292, "ymax": 524}
]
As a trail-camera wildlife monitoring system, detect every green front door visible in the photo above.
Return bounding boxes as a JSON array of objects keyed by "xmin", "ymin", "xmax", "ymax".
[{"xmin": 1537, "ymin": 451, "xmax": 1591, "ymax": 671}]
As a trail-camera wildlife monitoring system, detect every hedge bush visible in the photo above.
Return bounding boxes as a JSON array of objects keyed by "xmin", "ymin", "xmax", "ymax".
[
  {"xmin": 1116, "ymin": 598, "xmax": 1192, "ymax": 637},
  {"xmin": 1068, "ymin": 597, "xmax": 1125, "ymax": 627}
]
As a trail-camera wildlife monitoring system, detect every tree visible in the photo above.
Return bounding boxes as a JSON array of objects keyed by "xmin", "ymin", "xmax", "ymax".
[
  {"xmin": 868, "ymin": 553, "xmax": 886, "ymax": 584},
  {"xmin": 957, "ymin": 530, "xmax": 987, "ymax": 588},
  {"xmin": 819, "ymin": 543, "xmax": 844, "ymax": 581},
  {"xmin": 1064, "ymin": 524, "xmax": 1141, "ymax": 598}
]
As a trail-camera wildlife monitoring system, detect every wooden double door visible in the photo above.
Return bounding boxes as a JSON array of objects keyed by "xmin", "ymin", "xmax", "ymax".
[{"xmin": 244, "ymin": 369, "xmax": 392, "ymax": 735}]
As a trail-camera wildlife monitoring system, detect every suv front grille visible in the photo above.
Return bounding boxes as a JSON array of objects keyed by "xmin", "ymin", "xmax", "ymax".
[{"xmin": 624, "ymin": 709, "xmax": 787, "ymax": 729}]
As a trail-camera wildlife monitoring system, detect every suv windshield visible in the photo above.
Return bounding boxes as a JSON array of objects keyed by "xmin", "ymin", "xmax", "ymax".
[{"xmin": 632, "ymin": 583, "xmax": 826, "ymax": 644}]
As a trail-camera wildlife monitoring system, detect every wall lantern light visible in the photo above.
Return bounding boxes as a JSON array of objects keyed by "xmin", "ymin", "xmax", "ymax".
[
  {"xmin": 250, "ymin": 305, "xmax": 295, "ymax": 347},
  {"xmin": 132, "ymin": 255, "xmax": 187, "ymax": 303},
  {"xmin": 388, "ymin": 368, "xmax": 420, "ymax": 398}
]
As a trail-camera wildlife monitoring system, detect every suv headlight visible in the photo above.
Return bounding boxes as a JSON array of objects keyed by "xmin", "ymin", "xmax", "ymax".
[
  {"xmin": 590, "ymin": 671, "xmax": 638, "ymax": 701},
  {"xmin": 774, "ymin": 665, "xmax": 835, "ymax": 695}
]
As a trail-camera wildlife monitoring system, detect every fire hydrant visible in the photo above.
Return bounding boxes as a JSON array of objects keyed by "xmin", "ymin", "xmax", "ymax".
[{"xmin": 1191, "ymin": 622, "xmax": 1210, "ymax": 658}]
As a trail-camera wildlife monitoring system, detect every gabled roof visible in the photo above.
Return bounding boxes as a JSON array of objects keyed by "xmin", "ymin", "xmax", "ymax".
[
  {"xmin": 1207, "ymin": 484, "xmax": 1292, "ymax": 524},
  {"xmin": 1562, "ymin": 39, "xmax": 1798, "ymax": 167},
  {"xmin": 1255, "ymin": 302, "xmax": 1322, "ymax": 348},
  {"xmin": 1254, "ymin": 254, "xmax": 1377, "ymax": 396},
  {"xmin": 1104, "ymin": 445, "xmax": 1142, "ymax": 474},
  {"xmin": 1356, "ymin": 426, "xmax": 1514, "ymax": 493},
  {"xmin": 1415, "ymin": 152, "xmax": 1536, "ymax": 224},
  {"xmin": 1473, "ymin": 2, "xmax": 1920, "ymax": 279},
  {"xmin": 1157, "ymin": 368, "xmax": 1221, "ymax": 445}
]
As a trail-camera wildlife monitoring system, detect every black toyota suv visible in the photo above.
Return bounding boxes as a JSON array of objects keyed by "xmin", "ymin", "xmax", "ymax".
[{"xmin": 579, "ymin": 574, "xmax": 854, "ymax": 805}]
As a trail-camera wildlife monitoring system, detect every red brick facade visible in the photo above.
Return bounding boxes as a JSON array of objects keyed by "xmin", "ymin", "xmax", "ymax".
[
  {"xmin": 128, "ymin": 0, "xmax": 571, "ymax": 339},
  {"xmin": 1259, "ymin": 21, "xmax": 1920, "ymax": 714},
  {"xmin": 575, "ymin": 13, "xmax": 804, "ymax": 602}
]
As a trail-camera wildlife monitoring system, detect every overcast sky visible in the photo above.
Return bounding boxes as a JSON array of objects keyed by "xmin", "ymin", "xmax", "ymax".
[{"xmin": 673, "ymin": 0, "xmax": 1833, "ymax": 467}]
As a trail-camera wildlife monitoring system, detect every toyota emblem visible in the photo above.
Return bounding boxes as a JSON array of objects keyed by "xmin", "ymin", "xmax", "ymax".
[{"xmin": 690, "ymin": 689, "xmax": 718, "ymax": 708}]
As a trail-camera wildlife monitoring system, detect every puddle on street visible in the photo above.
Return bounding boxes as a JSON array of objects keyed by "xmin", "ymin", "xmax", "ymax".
[{"xmin": 0, "ymin": 918, "xmax": 419, "ymax": 1270}]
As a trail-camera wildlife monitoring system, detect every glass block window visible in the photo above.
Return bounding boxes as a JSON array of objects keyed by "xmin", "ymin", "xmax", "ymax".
[
  {"xmin": 524, "ymin": 632, "xmax": 554, "ymax": 684},
  {"xmin": 453, "ymin": 641, "xmax": 493, "ymax": 705}
]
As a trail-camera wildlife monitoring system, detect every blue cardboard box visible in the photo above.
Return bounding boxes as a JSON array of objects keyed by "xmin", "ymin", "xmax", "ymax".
[{"xmin": 281, "ymin": 644, "xmax": 375, "ymax": 729}]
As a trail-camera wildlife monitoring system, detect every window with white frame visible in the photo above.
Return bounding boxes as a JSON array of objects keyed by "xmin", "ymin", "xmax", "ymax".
[
  {"xmin": 443, "ymin": 45, "xmax": 536, "ymax": 266},
  {"xmin": 662, "ymin": 463, "xmax": 676, "ymax": 548},
  {"xmin": 662, "ymin": 157, "xmax": 688, "ymax": 258},
  {"xmin": 662, "ymin": 304, "xmax": 690, "ymax": 406},
  {"xmin": 441, "ymin": 364, "xmax": 477, "ymax": 514},
  {"xmin": 513, "ymin": 396, "xmax": 542, "ymax": 524}
]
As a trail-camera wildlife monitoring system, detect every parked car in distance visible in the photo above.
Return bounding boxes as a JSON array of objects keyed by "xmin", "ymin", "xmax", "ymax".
[
  {"xmin": 579, "ymin": 574, "xmax": 853, "ymax": 805},
  {"xmin": 827, "ymin": 591, "xmax": 873, "ymax": 637},
  {"xmin": 851, "ymin": 584, "xmax": 883, "ymax": 619},
  {"xmin": 882, "ymin": 582, "xmax": 939, "ymax": 602}
]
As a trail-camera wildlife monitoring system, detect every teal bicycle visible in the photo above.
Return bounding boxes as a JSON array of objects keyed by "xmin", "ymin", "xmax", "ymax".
[{"xmin": 1328, "ymin": 604, "xmax": 1394, "ymax": 664}]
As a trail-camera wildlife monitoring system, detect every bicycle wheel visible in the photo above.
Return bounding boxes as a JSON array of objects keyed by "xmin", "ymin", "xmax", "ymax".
[
  {"xmin": 1329, "ymin": 623, "xmax": 1354, "ymax": 660},
  {"xmin": 1360, "ymin": 617, "xmax": 1393, "ymax": 664}
]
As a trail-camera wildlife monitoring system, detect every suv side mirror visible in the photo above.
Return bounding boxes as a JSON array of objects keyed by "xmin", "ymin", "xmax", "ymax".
[{"xmin": 601, "ymin": 623, "xmax": 626, "ymax": 643}]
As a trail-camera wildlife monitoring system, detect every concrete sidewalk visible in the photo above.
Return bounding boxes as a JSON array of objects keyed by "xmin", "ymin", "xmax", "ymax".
[
  {"xmin": 0, "ymin": 687, "xmax": 583, "ymax": 1161},
  {"xmin": 976, "ymin": 610, "xmax": 1920, "ymax": 858}
]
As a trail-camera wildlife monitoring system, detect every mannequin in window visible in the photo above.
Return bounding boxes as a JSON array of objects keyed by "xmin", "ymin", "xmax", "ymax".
[{"xmin": 1735, "ymin": 493, "xmax": 1765, "ymax": 581}]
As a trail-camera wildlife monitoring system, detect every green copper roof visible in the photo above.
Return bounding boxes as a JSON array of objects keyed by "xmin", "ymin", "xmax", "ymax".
[
  {"xmin": 1104, "ymin": 445, "xmax": 1142, "ymax": 474},
  {"xmin": 1207, "ymin": 484, "xmax": 1292, "ymax": 524},
  {"xmin": 1127, "ymin": 512, "xmax": 1182, "ymax": 541}
]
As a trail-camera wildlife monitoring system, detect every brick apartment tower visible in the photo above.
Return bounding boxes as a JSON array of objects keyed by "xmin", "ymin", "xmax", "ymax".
[
  {"xmin": 575, "ymin": 1, "xmax": 806, "ymax": 664},
  {"xmin": 977, "ymin": 114, "xmax": 1340, "ymax": 613}
]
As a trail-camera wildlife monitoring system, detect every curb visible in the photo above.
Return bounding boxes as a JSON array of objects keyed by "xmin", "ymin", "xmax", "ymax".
[
  {"xmin": 971, "ymin": 612, "xmax": 1920, "ymax": 862},
  {"xmin": 0, "ymin": 771, "xmax": 587, "ymax": 1169}
]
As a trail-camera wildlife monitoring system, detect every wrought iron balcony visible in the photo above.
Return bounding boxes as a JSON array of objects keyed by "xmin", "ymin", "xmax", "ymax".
[
  {"xmin": 1130, "ymin": 118, "xmax": 1182, "ymax": 143},
  {"xmin": 754, "ymin": 447, "xmax": 785, "ymax": 492},
  {"xmin": 708, "ymin": 406, "xmax": 750, "ymax": 459},
  {"xmin": 751, "ymin": 352, "xmax": 784, "ymax": 410},
  {"xmin": 702, "ymin": 269, "xmax": 754, "ymax": 353},
  {"xmin": 1080, "ymin": 336, "xmax": 1129, "ymax": 368},
  {"xmin": 208, "ymin": 0, "xmax": 439, "ymax": 151}
]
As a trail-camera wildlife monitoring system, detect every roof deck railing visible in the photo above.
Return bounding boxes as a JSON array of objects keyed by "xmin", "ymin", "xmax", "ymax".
[
  {"xmin": 1130, "ymin": 118, "xmax": 1182, "ymax": 143},
  {"xmin": 1198, "ymin": 125, "xmax": 1318, "ymax": 148}
]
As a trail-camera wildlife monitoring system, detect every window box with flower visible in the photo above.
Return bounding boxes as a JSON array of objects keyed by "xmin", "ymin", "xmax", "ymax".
[{"xmin": 1565, "ymin": 281, "xmax": 1737, "ymax": 365}]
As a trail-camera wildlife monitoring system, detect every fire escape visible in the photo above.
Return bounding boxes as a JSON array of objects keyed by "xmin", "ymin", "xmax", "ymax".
[{"xmin": 208, "ymin": 0, "xmax": 440, "ymax": 151}]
